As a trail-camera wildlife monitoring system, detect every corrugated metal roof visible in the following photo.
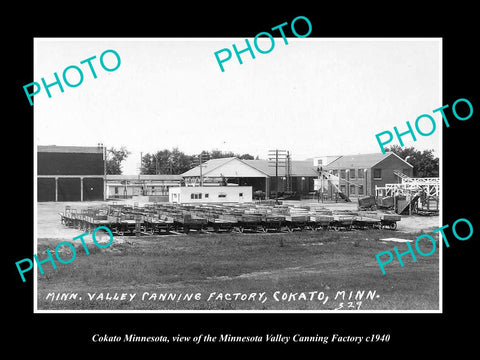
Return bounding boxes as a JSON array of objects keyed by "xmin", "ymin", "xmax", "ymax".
[
  {"xmin": 244, "ymin": 160, "xmax": 318, "ymax": 177},
  {"xmin": 38, "ymin": 145, "xmax": 104, "ymax": 154},
  {"xmin": 324, "ymin": 152, "xmax": 412, "ymax": 169}
]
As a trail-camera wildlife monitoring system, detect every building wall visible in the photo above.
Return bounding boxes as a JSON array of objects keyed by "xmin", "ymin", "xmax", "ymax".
[
  {"xmin": 38, "ymin": 178, "xmax": 56, "ymax": 202},
  {"xmin": 371, "ymin": 155, "xmax": 413, "ymax": 195},
  {"xmin": 83, "ymin": 178, "xmax": 104, "ymax": 201},
  {"xmin": 37, "ymin": 148, "xmax": 105, "ymax": 202},
  {"xmin": 269, "ymin": 176, "xmax": 315, "ymax": 195},
  {"xmin": 169, "ymin": 186, "xmax": 252, "ymax": 204},
  {"xmin": 323, "ymin": 155, "xmax": 413, "ymax": 197},
  {"xmin": 106, "ymin": 181, "xmax": 181, "ymax": 198},
  {"xmin": 57, "ymin": 178, "xmax": 81, "ymax": 201},
  {"xmin": 337, "ymin": 170, "xmax": 369, "ymax": 197},
  {"xmin": 38, "ymin": 152, "xmax": 104, "ymax": 175}
]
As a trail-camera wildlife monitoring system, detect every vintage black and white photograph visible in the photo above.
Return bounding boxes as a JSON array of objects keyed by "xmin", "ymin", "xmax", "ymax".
[{"xmin": 33, "ymin": 37, "xmax": 442, "ymax": 312}]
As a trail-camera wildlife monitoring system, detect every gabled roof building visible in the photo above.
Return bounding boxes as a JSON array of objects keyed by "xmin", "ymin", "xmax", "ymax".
[
  {"xmin": 182, "ymin": 157, "xmax": 318, "ymax": 198},
  {"xmin": 322, "ymin": 152, "xmax": 413, "ymax": 197}
]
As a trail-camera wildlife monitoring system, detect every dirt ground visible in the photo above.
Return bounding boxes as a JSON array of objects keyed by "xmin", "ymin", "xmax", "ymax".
[{"xmin": 36, "ymin": 201, "xmax": 126, "ymax": 246}]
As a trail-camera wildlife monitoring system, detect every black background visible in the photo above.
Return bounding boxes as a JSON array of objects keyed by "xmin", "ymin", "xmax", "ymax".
[{"xmin": 6, "ymin": 3, "xmax": 478, "ymax": 355}]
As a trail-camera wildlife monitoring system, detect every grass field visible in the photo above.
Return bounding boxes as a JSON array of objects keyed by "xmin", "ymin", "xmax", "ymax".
[{"xmin": 36, "ymin": 227, "xmax": 440, "ymax": 311}]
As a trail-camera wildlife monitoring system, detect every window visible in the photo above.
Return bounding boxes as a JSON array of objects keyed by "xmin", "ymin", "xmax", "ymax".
[
  {"xmin": 373, "ymin": 169, "xmax": 382, "ymax": 179},
  {"xmin": 204, "ymin": 193, "xmax": 209, "ymax": 198},
  {"xmin": 358, "ymin": 169, "xmax": 364, "ymax": 179},
  {"xmin": 191, "ymin": 193, "xmax": 195, "ymax": 199},
  {"xmin": 114, "ymin": 187, "xmax": 118, "ymax": 194},
  {"xmin": 350, "ymin": 184, "xmax": 355, "ymax": 195},
  {"xmin": 239, "ymin": 192, "xmax": 243, "ymax": 197},
  {"xmin": 340, "ymin": 185, "xmax": 346, "ymax": 193},
  {"xmin": 349, "ymin": 169, "xmax": 355, "ymax": 179},
  {"xmin": 218, "ymin": 193, "xmax": 227, "ymax": 198},
  {"xmin": 358, "ymin": 185, "xmax": 364, "ymax": 195},
  {"xmin": 340, "ymin": 169, "xmax": 346, "ymax": 179}
]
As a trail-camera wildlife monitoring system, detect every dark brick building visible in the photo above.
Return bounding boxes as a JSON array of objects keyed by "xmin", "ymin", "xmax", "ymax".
[
  {"xmin": 324, "ymin": 152, "xmax": 413, "ymax": 197},
  {"xmin": 37, "ymin": 145, "xmax": 105, "ymax": 202}
]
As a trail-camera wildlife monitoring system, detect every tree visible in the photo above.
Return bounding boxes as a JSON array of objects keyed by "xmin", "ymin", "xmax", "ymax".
[
  {"xmin": 106, "ymin": 146, "xmax": 130, "ymax": 174},
  {"xmin": 141, "ymin": 148, "xmax": 195, "ymax": 175},
  {"xmin": 140, "ymin": 153, "xmax": 156, "ymax": 175},
  {"xmin": 239, "ymin": 153, "xmax": 255, "ymax": 160},
  {"xmin": 206, "ymin": 149, "xmax": 255, "ymax": 160},
  {"xmin": 209, "ymin": 149, "xmax": 236, "ymax": 159},
  {"xmin": 384, "ymin": 145, "xmax": 439, "ymax": 177}
]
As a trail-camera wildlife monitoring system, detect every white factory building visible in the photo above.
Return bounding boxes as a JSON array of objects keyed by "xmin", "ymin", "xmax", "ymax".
[{"xmin": 169, "ymin": 185, "xmax": 252, "ymax": 204}]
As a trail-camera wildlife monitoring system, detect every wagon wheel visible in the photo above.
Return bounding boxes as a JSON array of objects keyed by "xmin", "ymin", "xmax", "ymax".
[
  {"xmin": 261, "ymin": 226, "xmax": 268, "ymax": 233},
  {"xmin": 287, "ymin": 224, "xmax": 293, "ymax": 232},
  {"xmin": 389, "ymin": 222, "xmax": 397, "ymax": 230},
  {"xmin": 239, "ymin": 226, "xmax": 244, "ymax": 233}
]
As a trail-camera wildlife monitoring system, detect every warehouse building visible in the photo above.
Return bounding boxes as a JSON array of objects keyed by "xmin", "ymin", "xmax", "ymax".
[
  {"xmin": 106, "ymin": 174, "xmax": 182, "ymax": 201},
  {"xmin": 181, "ymin": 157, "xmax": 318, "ymax": 199},
  {"xmin": 37, "ymin": 145, "xmax": 105, "ymax": 202}
]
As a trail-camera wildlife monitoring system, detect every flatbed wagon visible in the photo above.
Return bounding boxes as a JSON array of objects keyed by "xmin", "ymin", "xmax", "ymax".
[{"xmin": 58, "ymin": 203, "xmax": 402, "ymax": 235}]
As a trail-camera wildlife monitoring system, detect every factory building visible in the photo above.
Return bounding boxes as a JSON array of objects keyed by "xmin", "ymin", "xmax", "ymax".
[
  {"xmin": 320, "ymin": 152, "xmax": 413, "ymax": 198},
  {"xmin": 37, "ymin": 145, "xmax": 105, "ymax": 202},
  {"xmin": 181, "ymin": 157, "xmax": 318, "ymax": 199}
]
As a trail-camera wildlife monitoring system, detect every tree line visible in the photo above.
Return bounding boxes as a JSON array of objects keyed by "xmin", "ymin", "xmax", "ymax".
[
  {"xmin": 106, "ymin": 147, "xmax": 258, "ymax": 175},
  {"xmin": 140, "ymin": 148, "xmax": 258, "ymax": 175}
]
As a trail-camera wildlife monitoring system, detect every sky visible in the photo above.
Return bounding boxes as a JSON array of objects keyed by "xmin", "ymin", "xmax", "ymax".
[{"xmin": 34, "ymin": 38, "xmax": 441, "ymax": 174}]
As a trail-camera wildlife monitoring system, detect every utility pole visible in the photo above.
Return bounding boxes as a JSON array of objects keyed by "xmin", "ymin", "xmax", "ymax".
[
  {"xmin": 268, "ymin": 149, "xmax": 287, "ymax": 205},
  {"xmin": 194, "ymin": 153, "xmax": 208, "ymax": 187},
  {"xmin": 139, "ymin": 152, "xmax": 142, "ymax": 196},
  {"xmin": 98, "ymin": 142, "xmax": 106, "ymax": 201},
  {"xmin": 275, "ymin": 150, "xmax": 278, "ymax": 204},
  {"xmin": 200, "ymin": 153, "xmax": 203, "ymax": 187}
]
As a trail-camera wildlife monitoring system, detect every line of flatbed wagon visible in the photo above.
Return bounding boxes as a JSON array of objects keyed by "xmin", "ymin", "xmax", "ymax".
[{"xmin": 59, "ymin": 202, "xmax": 401, "ymax": 236}]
